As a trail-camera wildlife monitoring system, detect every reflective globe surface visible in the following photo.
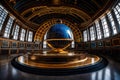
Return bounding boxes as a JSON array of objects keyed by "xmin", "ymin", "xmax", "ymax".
[
  {"xmin": 46, "ymin": 24, "xmax": 73, "ymax": 53},
  {"xmin": 47, "ymin": 24, "xmax": 72, "ymax": 39}
]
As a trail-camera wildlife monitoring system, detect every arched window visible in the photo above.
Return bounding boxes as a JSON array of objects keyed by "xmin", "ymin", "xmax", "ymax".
[
  {"xmin": 4, "ymin": 16, "xmax": 14, "ymax": 38},
  {"xmin": 83, "ymin": 30, "xmax": 88, "ymax": 42},
  {"xmin": 90, "ymin": 26, "xmax": 96, "ymax": 41},
  {"xmin": 0, "ymin": 5, "xmax": 8, "ymax": 31},
  {"xmin": 113, "ymin": 3, "xmax": 120, "ymax": 27},
  {"xmin": 13, "ymin": 25, "xmax": 19, "ymax": 40},
  {"xmin": 28, "ymin": 31, "xmax": 33, "ymax": 42},
  {"xmin": 101, "ymin": 16, "xmax": 110, "ymax": 38},
  {"xmin": 20, "ymin": 29, "xmax": 26, "ymax": 41},
  {"xmin": 107, "ymin": 12, "xmax": 117, "ymax": 35},
  {"xmin": 95, "ymin": 21, "xmax": 102, "ymax": 39}
]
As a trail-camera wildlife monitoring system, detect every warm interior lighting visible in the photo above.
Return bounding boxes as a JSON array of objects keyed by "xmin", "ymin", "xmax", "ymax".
[
  {"xmin": 52, "ymin": 0, "xmax": 61, "ymax": 5},
  {"xmin": 17, "ymin": 53, "xmax": 100, "ymax": 68}
]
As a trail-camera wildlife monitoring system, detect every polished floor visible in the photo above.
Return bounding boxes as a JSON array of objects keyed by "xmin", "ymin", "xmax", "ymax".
[{"xmin": 0, "ymin": 54, "xmax": 120, "ymax": 80}]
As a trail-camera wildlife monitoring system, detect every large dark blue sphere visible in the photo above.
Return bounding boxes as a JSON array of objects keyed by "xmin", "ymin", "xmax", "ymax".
[{"xmin": 47, "ymin": 24, "xmax": 72, "ymax": 39}]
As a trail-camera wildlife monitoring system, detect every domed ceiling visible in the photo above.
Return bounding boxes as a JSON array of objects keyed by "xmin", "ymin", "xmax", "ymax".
[{"xmin": 0, "ymin": 0, "xmax": 117, "ymax": 30}]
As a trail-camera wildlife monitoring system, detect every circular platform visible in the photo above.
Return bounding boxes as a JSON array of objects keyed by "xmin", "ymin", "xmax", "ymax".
[
  {"xmin": 11, "ymin": 52, "xmax": 108, "ymax": 76},
  {"xmin": 28, "ymin": 53, "xmax": 87, "ymax": 64}
]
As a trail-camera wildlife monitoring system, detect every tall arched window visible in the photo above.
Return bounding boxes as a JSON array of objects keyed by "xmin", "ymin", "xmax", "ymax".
[
  {"xmin": 90, "ymin": 26, "xmax": 96, "ymax": 41},
  {"xmin": 28, "ymin": 31, "xmax": 33, "ymax": 42},
  {"xmin": 95, "ymin": 21, "xmax": 102, "ymax": 40},
  {"xmin": 4, "ymin": 16, "xmax": 14, "ymax": 38},
  {"xmin": 113, "ymin": 3, "xmax": 120, "ymax": 28},
  {"xmin": 0, "ymin": 5, "xmax": 8, "ymax": 31},
  {"xmin": 101, "ymin": 16, "xmax": 110, "ymax": 38},
  {"xmin": 107, "ymin": 12, "xmax": 117, "ymax": 35},
  {"xmin": 20, "ymin": 29, "xmax": 26, "ymax": 41},
  {"xmin": 83, "ymin": 30, "xmax": 88, "ymax": 42},
  {"xmin": 13, "ymin": 25, "xmax": 19, "ymax": 40}
]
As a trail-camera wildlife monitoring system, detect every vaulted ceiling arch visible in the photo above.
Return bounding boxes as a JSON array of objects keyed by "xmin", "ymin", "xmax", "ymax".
[
  {"xmin": 34, "ymin": 19, "xmax": 82, "ymax": 42},
  {"xmin": 21, "ymin": 6, "xmax": 91, "ymax": 22}
]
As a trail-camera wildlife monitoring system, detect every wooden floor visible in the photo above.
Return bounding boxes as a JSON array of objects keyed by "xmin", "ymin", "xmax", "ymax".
[{"xmin": 0, "ymin": 54, "xmax": 120, "ymax": 80}]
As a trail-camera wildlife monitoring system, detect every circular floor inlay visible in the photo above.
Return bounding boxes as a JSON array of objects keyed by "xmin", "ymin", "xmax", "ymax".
[{"xmin": 11, "ymin": 52, "xmax": 108, "ymax": 76}]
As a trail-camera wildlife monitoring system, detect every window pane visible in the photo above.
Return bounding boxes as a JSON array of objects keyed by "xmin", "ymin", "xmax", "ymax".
[
  {"xmin": 3, "ymin": 16, "xmax": 14, "ymax": 38},
  {"xmin": 0, "ymin": 5, "xmax": 8, "ymax": 31},
  {"xmin": 95, "ymin": 21, "xmax": 102, "ymax": 40},
  {"xmin": 20, "ymin": 29, "xmax": 26, "ymax": 41},
  {"xmin": 101, "ymin": 16, "xmax": 110, "ymax": 38},
  {"xmin": 113, "ymin": 2, "xmax": 120, "ymax": 33},
  {"xmin": 83, "ymin": 30, "xmax": 88, "ymax": 42},
  {"xmin": 28, "ymin": 31, "xmax": 33, "ymax": 42},
  {"xmin": 90, "ymin": 26, "xmax": 96, "ymax": 41},
  {"xmin": 13, "ymin": 25, "xmax": 19, "ymax": 40},
  {"xmin": 107, "ymin": 12, "xmax": 117, "ymax": 35}
]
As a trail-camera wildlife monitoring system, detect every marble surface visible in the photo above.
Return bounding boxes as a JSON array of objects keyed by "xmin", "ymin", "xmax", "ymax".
[{"xmin": 0, "ymin": 54, "xmax": 120, "ymax": 80}]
